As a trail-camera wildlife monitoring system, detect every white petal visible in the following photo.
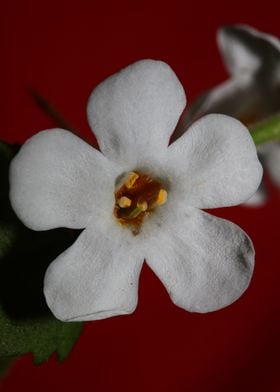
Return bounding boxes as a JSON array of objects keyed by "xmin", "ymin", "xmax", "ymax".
[
  {"xmin": 167, "ymin": 114, "xmax": 263, "ymax": 209},
  {"xmin": 174, "ymin": 77, "xmax": 257, "ymax": 140},
  {"xmin": 144, "ymin": 207, "xmax": 255, "ymax": 313},
  {"xmin": 10, "ymin": 129, "xmax": 119, "ymax": 230},
  {"xmin": 243, "ymin": 182, "xmax": 267, "ymax": 207},
  {"xmin": 175, "ymin": 75, "xmax": 279, "ymax": 142},
  {"xmin": 87, "ymin": 60, "xmax": 186, "ymax": 165},
  {"xmin": 174, "ymin": 25, "xmax": 280, "ymax": 144},
  {"xmin": 217, "ymin": 25, "xmax": 280, "ymax": 77},
  {"xmin": 265, "ymin": 142, "xmax": 280, "ymax": 188},
  {"xmin": 44, "ymin": 218, "xmax": 144, "ymax": 321}
]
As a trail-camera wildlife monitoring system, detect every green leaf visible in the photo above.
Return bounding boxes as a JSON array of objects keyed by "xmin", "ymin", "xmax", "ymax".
[
  {"xmin": 0, "ymin": 307, "xmax": 83, "ymax": 364},
  {"xmin": 0, "ymin": 140, "xmax": 83, "ymax": 364},
  {"xmin": 55, "ymin": 321, "xmax": 84, "ymax": 363},
  {"xmin": 0, "ymin": 223, "xmax": 17, "ymax": 260},
  {"xmin": 0, "ymin": 356, "xmax": 15, "ymax": 378}
]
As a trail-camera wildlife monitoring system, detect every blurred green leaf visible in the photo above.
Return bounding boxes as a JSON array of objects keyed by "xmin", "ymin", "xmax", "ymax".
[
  {"xmin": 0, "ymin": 356, "xmax": 15, "ymax": 378},
  {"xmin": 0, "ymin": 307, "xmax": 83, "ymax": 364},
  {"xmin": 0, "ymin": 140, "xmax": 83, "ymax": 364}
]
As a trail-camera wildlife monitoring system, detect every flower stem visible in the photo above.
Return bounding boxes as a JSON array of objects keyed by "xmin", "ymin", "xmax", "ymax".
[
  {"xmin": 27, "ymin": 87, "xmax": 79, "ymax": 135},
  {"xmin": 250, "ymin": 114, "xmax": 280, "ymax": 145},
  {"xmin": 26, "ymin": 88, "xmax": 280, "ymax": 147}
]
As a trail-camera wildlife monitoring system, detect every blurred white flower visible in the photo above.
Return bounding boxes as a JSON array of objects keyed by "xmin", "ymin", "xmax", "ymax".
[
  {"xmin": 177, "ymin": 25, "xmax": 280, "ymax": 205},
  {"xmin": 10, "ymin": 60, "xmax": 262, "ymax": 321}
]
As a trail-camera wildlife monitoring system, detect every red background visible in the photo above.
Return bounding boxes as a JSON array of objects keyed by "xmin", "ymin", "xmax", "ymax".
[{"xmin": 1, "ymin": 1, "xmax": 280, "ymax": 391}]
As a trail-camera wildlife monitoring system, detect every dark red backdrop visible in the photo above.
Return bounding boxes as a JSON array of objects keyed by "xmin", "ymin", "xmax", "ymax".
[{"xmin": 1, "ymin": 1, "xmax": 280, "ymax": 391}]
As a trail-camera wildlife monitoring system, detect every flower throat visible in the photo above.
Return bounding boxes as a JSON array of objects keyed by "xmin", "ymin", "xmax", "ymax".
[{"xmin": 114, "ymin": 171, "xmax": 167, "ymax": 235}]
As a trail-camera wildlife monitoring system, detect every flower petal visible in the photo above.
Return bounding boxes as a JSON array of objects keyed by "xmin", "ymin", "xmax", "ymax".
[
  {"xmin": 144, "ymin": 207, "xmax": 254, "ymax": 313},
  {"xmin": 10, "ymin": 129, "xmax": 118, "ymax": 230},
  {"xmin": 265, "ymin": 142, "xmax": 280, "ymax": 188},
  {"xmin": 44, "ymin": 219, "xmax": 144, "ymax": 321},
  {"xmin": 217, "ymin": 25, "xmax": 280, "ymax": 77},
  {"xmin": 175, "ymin": 26, "xmax": 280, "ymax": 141},
  {"xmin": 174, "ymin": 77, "xmax": 256, "ymax": 139},
  {"xmin": 87, "ymin": 60, "xmax": 186, "ymax": 165},
  {"xmin": 243, "ymin": 181, "xmax": 267, "ymax": 207},
  {"xmin": 167, "ymin": 114, "xmax": 263, "ymax": 209}
]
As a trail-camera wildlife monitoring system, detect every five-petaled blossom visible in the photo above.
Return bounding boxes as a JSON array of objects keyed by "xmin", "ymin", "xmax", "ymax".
[
  {"xmin": 176, "ymin": 25, "xmax": 280, "ymax": 205},
  {"xmin": 10, "ymin": 60, "xmax": 262, "ymax": 321}
]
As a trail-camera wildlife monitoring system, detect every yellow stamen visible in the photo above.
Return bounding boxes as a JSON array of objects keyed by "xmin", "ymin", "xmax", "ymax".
[
  {"xmin": 114, "ymin": 170, "xmax": 167, "ymax": 235},
  {"xmin": 137, "ymin": 200, "xmax": 148, "ymax": 211},
  {"xmin": 156, "ymin": 189, "xmax": 167, "ymax": 206},
  {"xmin": 125, "ymin": 172, "xmax": 139, "ymax": 189},
  {"xmin": 118, "ymin": 196, "xmax": 132, "ymax": 208}
]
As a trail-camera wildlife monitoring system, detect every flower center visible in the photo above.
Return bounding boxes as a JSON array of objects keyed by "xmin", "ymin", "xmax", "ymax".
[{"xmin": 114, "ymin": 171, "xmax": 167, "ymax": 235}]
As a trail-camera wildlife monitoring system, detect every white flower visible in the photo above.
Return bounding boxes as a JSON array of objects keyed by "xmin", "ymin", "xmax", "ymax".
[
  {"xmin": 9, "ymin": 60, "xmax": 262, "ymax": 321},
  {"xmin": 177, "ymin": 25, "xmax": 280, "ymax": 205}
]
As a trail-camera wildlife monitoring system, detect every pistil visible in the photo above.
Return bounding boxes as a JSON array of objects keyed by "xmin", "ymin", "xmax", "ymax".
[{"xmin": 114, "ymin": 171, "xmax": 167, "ymax": 235}]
